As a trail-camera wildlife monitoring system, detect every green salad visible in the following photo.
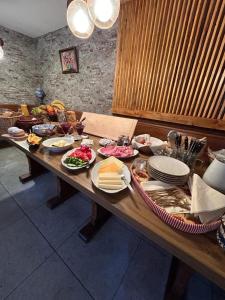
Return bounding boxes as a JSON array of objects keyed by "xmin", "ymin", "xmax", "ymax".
[{"xmin": 64, "ymin": 157, "xmax": 87, "ymax": 167}]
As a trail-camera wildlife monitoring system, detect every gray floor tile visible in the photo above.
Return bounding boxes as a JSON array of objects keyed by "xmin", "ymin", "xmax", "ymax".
[
  {"xmin": 0, "ymin": 183, "xmax": 24, "ymax": 231},
  {"xmin": 114, "ymin": 239, "xmax": 171, "ymax": 300},
  {"xmin": 115, "ymin": 217, "xmax": 169, "ymax": 257},
  {"xmin": 0, "ymin": 145, "xmax": 24, "ymax": 164},
  {"xmin": 58, "ymin": 216, "xmax": 140, "ymax": 300},
  {"xmin": 6, "ymin": 253, "xmax": 92, "ymax": 300},
  {"xmin": 184, "ymin": 273, "xmax": 212, "ymax": 300},
  {"xmin": 212, "ymin": 283, "xmax": 225, "ymax": 300},
  {"xmin": 2, "ymin": 172, "xmax": 58, "ymax": 213},
  {"xmin": 0, "ymin": 217, "xmax": 53, "ymax": 298},
  {"xmin": 29, "ymin": 193, "xmax": 91, "ymax": 248},
  {"xmin": 0, "ymin": 146, "xmax": 26, "ymax": 173}
]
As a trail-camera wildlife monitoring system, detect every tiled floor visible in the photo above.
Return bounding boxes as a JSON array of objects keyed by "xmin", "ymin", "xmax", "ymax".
[{"xmin": 0, "ymin": 142, "xmax": 225, "ymax": 300}]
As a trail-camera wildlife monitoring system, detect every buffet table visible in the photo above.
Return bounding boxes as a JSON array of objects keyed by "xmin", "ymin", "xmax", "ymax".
[{"xmin": 2, "ymin": 135, "xmax": 225, "ymax": 299}]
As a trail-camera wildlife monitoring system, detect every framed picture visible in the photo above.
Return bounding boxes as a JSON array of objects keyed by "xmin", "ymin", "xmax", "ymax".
[{"xmin": 59, "ymin": 47, "xmax": 78, "ymax": 74}]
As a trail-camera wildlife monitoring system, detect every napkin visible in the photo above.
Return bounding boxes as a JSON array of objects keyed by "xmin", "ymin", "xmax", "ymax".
[{"xmin": 191, "ymin": 174, "xmax": 225, "ymax": 223}]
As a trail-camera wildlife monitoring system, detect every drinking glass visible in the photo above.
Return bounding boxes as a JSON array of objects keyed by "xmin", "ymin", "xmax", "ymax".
[{"xmin": 75, "ymin": 123, "xmax": 85, "ymax": 136}]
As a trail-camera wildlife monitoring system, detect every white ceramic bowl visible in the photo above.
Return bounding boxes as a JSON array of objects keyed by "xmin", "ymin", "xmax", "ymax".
[
  {"xmin": 132, "ymin": 135, "xmax": 164, "ymax": 154},
  {"xmin": 42, "ymin": 136, "xmax": 74, "ymax": 153}
]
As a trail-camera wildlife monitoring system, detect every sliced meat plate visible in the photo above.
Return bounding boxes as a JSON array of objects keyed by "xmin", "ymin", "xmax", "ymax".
[{"xmin": 98, "ymin": 146, "xmax": 138, "ymax": 159}]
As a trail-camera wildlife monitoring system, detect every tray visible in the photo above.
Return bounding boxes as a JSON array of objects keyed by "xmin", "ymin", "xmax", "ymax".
[{"xmin": 131, "ymin": 168, "xmax": 221, "ymax": 234}]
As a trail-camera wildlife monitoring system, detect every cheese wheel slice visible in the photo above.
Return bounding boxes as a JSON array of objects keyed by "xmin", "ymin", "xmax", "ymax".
[
  {"xmin": 98, "ymin": 179, "xmax": 123, "ymax": 185},
  {"xmin": 98, "ymin": 183, "xmax": 124, "ymax": 190},
  {"xmin": 99, "ymin": 163, "xmax": 123, "ymax": 174},
  {"xmin": 98, "ymin": 173, "xmax": 122, "ymax": 180},
  {"xmin": 99, "ymin": 156, "xmax": 124, "ymax": 169}
]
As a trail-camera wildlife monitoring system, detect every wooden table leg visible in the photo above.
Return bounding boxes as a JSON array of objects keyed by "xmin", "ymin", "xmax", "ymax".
[
  {"xmin": 79, "ymin": 202, "xmax": 111, "ymax": 243},
  {"xmin": 164, "ymin": 256, "xmax": 194, "ymax": 300},
  {"xmin": 47, "ymin": 176, "xmax": 78, "ymax": 209},
  {"xmin": 19, "ymin": 155, "xmax": 47, "ymax": 183}
]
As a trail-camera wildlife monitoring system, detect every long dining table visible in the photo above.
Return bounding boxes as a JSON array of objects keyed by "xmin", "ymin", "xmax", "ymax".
[{"xmin": 2, "ymin": 135, "xmax": 225, "ymax": 300}]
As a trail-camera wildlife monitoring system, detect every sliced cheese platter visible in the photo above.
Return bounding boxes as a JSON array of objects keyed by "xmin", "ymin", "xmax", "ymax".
[{"xmin": 91, "ymin": 156, "xmax": 131, "ymax": 193}]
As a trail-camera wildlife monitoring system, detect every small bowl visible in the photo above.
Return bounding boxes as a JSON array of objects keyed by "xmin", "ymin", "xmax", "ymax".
[
  {"xmin": 16, "ymin": 116, "xmax": 43, "ymax": 132},
  {"xmin": 32, "ymin": 124, "xmax": 56, "ymax": 137},
  {"xmin": 132, "ymin": 135, "xmax": 164, "ymax": 155}
]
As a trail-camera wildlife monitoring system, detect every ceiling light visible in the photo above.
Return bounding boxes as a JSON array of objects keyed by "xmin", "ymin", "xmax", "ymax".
[
  {"xmin": 67, "ymin": 0, "xmax": 94, "ymax": 39},
  {"xmin": 0, "ymin": 38, "xmax": 4, "ymax": 60},
  {"xmin": 87, "ymin": 0, "xmax": 120, "ymax": 29}
]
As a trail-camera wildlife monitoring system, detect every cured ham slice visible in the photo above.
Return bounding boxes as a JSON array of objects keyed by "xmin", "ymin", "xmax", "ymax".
[{"xmin": 99, "ymin": 146, "xmax": 134, "ymax": 158}]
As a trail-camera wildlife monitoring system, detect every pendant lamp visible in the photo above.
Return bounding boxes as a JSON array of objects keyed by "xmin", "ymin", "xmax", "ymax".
[
  {"xmin": 0, "ymin": 38, "xmax": 4, "ymax": 60},
  {"xmin": 87, "ymin": 0, "xmax": 120, "ymax": 29},
  {"xmin": 67, "ymin": 0, "xmax": 94, "ymax": 39}
]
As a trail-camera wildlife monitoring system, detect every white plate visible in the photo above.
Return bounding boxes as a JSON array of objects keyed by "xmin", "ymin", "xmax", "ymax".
[
  {"xmin": 91, "ymin": 161, "xmax": 131, "ymax": 194},
  {"xmin": 61, "ymin": 148, "xmax": 96, "ymax": 170},
  {"xmin": 42, "ymin": 137, "xmax": 74, "ymax": 153},
  {"xmin": 97, "ymin": 147, "xmax": 139, "ymax": 159},
  {"xmin": 148, "ymin": 156, "xmax": 190, "ymax": 176}
]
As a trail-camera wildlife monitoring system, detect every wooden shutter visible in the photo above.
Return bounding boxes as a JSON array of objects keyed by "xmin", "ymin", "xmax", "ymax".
[{"xmin": 112, "ymin": 0, "xmax": 225, "ymax": 131}]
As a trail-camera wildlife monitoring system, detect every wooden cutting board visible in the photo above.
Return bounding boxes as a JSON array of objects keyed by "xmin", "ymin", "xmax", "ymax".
[{"xmin": 81, "ymin": 112, "xmax": 138, "ymax": 141}]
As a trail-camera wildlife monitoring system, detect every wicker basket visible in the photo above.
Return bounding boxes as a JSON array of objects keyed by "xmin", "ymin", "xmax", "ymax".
[
  {"xmin": 0, "ymin": 113, "xmax": 22, "ymax": 133},
  {"xmin": 131, "ymin": 167, "xmax": 221, "ymax": 234}
]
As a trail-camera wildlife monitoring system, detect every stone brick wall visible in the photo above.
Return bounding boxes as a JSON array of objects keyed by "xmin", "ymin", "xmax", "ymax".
[
  {"xmin": 37, "ymin": 25, "xmax": 117, "ymax": 114},
  {"xmin": 0, "ymin": 26, "xmax": 39, "ymax": 104},
  {"xmin": 0, "ymin": 24, "xmax": 117, "ymax": 114}
]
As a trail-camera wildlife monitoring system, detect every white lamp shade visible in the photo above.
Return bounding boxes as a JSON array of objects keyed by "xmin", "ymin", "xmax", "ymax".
[
  {"xmin": 0, "ymin": 46, "xmax": 4, "ymax": 60},
  {"xmin": 87, "ymin": 0, "xmax": 120, "ymax": 29},
  {"xmin": 67, "ymin": 0, "xmax": 94, "ymax": 39}
]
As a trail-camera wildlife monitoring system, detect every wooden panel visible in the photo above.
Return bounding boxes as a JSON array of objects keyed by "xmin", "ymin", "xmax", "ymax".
[
  {"xmin": 81, "ymin": 112, "xmax": 137, "ymax": 140},
  {"xmin": 113, "ymin": 0, "xmax": 225, "ymax": 131}
]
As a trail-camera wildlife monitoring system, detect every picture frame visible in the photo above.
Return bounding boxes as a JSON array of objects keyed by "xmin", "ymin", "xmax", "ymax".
[{"xmin": 59, "ymin": 47, "xmax": 78, "ymax": 74}]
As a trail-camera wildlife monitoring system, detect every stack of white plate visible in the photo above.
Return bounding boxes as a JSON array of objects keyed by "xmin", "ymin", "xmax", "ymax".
[{"xmin": 147, "ymin": 156, "xmax": 190, "ymax": 186}]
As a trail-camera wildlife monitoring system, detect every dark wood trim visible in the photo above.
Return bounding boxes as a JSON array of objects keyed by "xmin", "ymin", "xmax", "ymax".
[
  {"xmin": 79, "ymin": 202, "xmax": 111, "ymax": 243},
  {"xmin": 47, "ymin": 176, "xmax": 78, "ymax": 209},
  {"xmin": 164, "ymin": 257, "xmax": 194, "ymax": 300},
  {"xmin": 19, "ymin": 155, "xmax": 46, "ymax": 183}
]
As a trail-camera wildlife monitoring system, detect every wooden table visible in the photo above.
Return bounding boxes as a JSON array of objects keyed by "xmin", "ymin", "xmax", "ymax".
[{"xmin": 2, "ymin": 136, "xmax": 225, "ymax": 299}]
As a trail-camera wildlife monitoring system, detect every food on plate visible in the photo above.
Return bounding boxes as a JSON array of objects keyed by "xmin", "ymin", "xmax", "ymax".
[
  {"xmin": 97, "ymin": 157, "xmax": 125, "ymax": 190},
  {"xmin": 81, "ymin": 139, "xmax": 94, "ymax": 147},
  {"xmin": 27, "ymin": 133, "xmax": 42, "ymax": 145},
  {"xmin": 6, "ymin": 127, "xmax": 27, "ymax": 140},
  {"xmin": 99, "ymin": 138, "xmax": 116, "ymax": 147},
  {"xmin": 64, "ymin": 146, "xmax": 92, "ymax": 167},
  {"xmin": 8, "ymin": 127, "xmax": 25, "ymax": 137},
  {"xmin": 51, "ymin": 140, "xmax": 70, "ymax": 147},
  {"xmin": 135, "ymin": 134, "xmax": 151, "ymax": 145},
  {"xmin": 64, "ymin": 157, "xmax": 88, "ymax": 168},
  {"xmin": 99, "ymin": 145, "xmax": 134, "ymax": 158}
]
